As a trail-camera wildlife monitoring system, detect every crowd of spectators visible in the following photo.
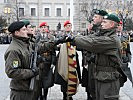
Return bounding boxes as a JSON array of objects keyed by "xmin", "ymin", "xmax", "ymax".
[
  {"xmin": 0, "ymin": 29, "xmax": 132, "ymax": 44},
  {"xmin": 0, "ymin": 33, "xmax": 12, "ymax": 44}
]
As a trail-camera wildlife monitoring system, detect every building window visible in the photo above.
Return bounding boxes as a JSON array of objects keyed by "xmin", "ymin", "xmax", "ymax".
[
  {"xmin": 45, "ymin": 8, "xmax": 49, "ymax": 16},
  {"xmin": 19, "ymin": 8, "xmax": 24, "ymax": 17},
  {"xmin": 4, "ymin": 0, "xmax": 9, "ymax": 3},
  {"xmin": 31, "ymin": 8, "xmax": 36, "ymax": 16},
  {"xmin": 4, "ymin": 7, "xmax": 11, "ymax": 14},
  {"xmin": 56, "ymin": 8, "xmax": 61, "ymax": 16},
  {"xmin": 82, "ymin": 23, "xmax": 86, "ymax": 28},
  {"xmin": 68, "ymin": 8, "xmax": 70, "ymax": 16}
]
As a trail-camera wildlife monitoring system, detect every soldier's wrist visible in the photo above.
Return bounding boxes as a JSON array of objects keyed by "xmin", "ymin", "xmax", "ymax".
[{"xmin": 32, "ymin": 68, "xmax": 39, "ymax": 76}]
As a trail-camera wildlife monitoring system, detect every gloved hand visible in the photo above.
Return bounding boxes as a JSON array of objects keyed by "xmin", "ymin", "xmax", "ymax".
[
  {"xmin": 65, "ymin": 35, "xmax": 75, "ymax": 42},
  {"xmin": 37, "ymin": 55, "xmax": 43, "ymax": 64},
  {"xmin": 54, "ymin": 35, "xmax": 67, "ymax": 45},
  {"xmin": 32, "ymin": 67, "xmax": 39, "ymax": 76}
]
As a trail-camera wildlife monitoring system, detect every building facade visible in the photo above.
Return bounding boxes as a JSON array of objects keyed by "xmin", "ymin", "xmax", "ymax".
[
  {"xmin": 0, "ymin": 0, "xmax": 88, "ymax": 31},
  {"xmin": 0, "ymin": 0, "xmax": 133, "ymax": 31}
]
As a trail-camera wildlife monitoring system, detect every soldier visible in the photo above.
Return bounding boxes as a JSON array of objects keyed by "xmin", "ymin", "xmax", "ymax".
[
  {"xmin": 5, "ymin": 21, "xmax": 55, "ymax": 100},
  {"xmin": 4, "ymin": 21, "xmax": 39, "ymax": 100},
  {"xmin": 117, "ymin": 21, "xmax": 131, "ymax": 63},
  {"xmin": 117, "ymin": 21, "xmax": 132, "ymax": 87},
  {"xmin": 22, "ymin": 20, "xmax": 35, "ymax": 36},
  {"xmin": 87, "ymin": 9, "xmax": 108, "ymax": 34},
  {"xmin": 22, "ymin": 20, "xmax": 41, "ymax": 100},
  {"xmin": 81, "ymin": 9, "xmax": 108, "ymax": 100},
  {"xmin": 39, "ymin": 22, "xmax": 50, "ymax": 40},
  {"xmin": 54, "ymin": 20, "xmax": 81, "ymax": 100},
  {"xmin": 38, "ymin": 22, "xmax": 56, "ymax": 100},
  {"xmin": 64, "ymin": 14, "xmax": 122, "ymax": 100}
]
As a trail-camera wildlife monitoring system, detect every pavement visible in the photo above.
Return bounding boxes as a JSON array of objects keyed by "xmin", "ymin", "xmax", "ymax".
[{"xmin": 5, "ymin": 84, "xmax": 131, "ymax": 100}]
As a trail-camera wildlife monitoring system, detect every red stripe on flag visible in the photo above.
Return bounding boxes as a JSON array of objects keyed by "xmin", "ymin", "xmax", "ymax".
[{"xmin": 69, "ymin": 78, "xmax": 77, "ymax": 82}]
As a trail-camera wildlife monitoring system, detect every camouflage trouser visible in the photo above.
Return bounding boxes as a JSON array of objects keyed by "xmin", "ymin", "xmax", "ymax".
[
  {"xmin": 95, "ymin": 79, "xmax": 120, "ymax": 100},
  {"xmin": 10, "ymin": 89, "xmax": 34, "ymax": 100}
]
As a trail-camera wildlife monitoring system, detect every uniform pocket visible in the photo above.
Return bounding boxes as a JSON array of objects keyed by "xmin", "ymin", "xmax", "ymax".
[{"xmin": 96, "ymin": 71, "xmax": 120, "ymax": 82}]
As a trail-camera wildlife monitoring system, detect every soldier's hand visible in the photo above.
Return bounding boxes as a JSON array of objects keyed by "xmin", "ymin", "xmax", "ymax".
[
  {"xmin": 88, "ymin": 23, "xmax": 93, "ymax": 32},
  {"xmin": 65, "ymin": 35, "xmax": 75, "ymax": 42},
  {"xmin": 37, "ymin": 55, "xmax": 44, "ymax": 64},
  {"xmin": 32, "ymin": 67, "xmax": 39, "ymax": 76},
  {"xmin": 54, "ymin": 35, "xmax": 67, "ymax": 45}
]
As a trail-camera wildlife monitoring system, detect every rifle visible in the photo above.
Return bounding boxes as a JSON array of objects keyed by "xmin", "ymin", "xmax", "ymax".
[{"xmin": 29, "ymin": 36, "xmax": 40, "ymax": 90}]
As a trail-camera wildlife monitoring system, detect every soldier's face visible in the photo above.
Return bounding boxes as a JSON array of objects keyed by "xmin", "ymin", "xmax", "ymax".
[
  {"xmin": 40, "ymin": 26, "xmax": 49, "ymax": 33},
  {"xmin": 64, "ymin": 24, "xmax": 72, "ymax": 32},
  {"xmin": 117, "ymin": 24, "xmax": 123, "ymax": 32},
  {"xmin": 101, "ymin": 19, "xmax": 115, "ymax": 29},
  {"xmin": 93, "ymin": 14, "xmax": 103, "ymax": 25},
  {"xmin": 27, "ymin": 25, "xmax": 34, "ymax": 34},
  {"xmin": 15, "ymin": 26, "xmax": 28, "ymax": 37}
]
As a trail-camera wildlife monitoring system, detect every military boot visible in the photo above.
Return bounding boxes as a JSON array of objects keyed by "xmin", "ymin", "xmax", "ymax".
[
  {"xmin": 43, "ymin": 89, "xmax": 48, "ymax": 100},
  {"xmin": 63, "ymin": 92, "xmax": 67, "ymax": 100}
]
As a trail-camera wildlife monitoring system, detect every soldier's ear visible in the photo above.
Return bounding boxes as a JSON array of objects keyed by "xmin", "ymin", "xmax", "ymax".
[
  {"xmin": 14, "ymin": 30, "xmax": 20, "ymax": 35},
  {"xmin": 111, "ymin": 21, "xmax": 115, "ymax": 27}
]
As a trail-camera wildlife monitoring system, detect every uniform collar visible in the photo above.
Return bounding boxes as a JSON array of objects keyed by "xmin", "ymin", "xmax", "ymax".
[
  {"xmin": 12, "ymin": 36, "xmax": 30, "ymax": 44},
  {"xmin": 92, "ymin": 23, "xmax": 101, "ymax": 31},
  {"xmin": 65, "ymin": 31, "xmax": 73, "ymax": 35},
  {"xmin": 98, "ymin": 28, "xmax": 117, "ymax": 36}
]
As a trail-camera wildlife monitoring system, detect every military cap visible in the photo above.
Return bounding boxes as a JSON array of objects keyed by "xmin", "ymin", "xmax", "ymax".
[
  {"xmin": 22, "ymin": 20, "xmax": 30, "ymax": 27},
  {"xmin": 8, "ymin": 21, "xmax": 25, "ymax": 33},
  {"xmin": 64, "ymin": 20, "xmax": 71, "ymax": 27},
  {"xmin": 32, "ymin": 25, "xmax": 36, "ymax": 28},
  {"xmin": 94, "ymin": 9, "xmax": 108, "ymax": 16},
  {"xmin": 39, "ymin": 22, "xmax": 48, "ymax": 27},
  {"xmin": 104, "ymin": 14, "xmax": 120, "ymax": 23}
]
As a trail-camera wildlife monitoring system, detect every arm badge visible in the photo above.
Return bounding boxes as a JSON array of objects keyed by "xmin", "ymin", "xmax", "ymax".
[{"xmin": 13, "ymin": 60, "xmax": 19, "ymax": 68}]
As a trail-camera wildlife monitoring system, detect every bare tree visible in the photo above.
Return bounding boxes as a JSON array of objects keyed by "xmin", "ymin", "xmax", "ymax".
[
  {"xmin": 3, "ymin": 0, "xmax": 20, "ymax": 22},
  {"xmin": 75, "ymin": 0, "xmax": 133, "ymax": 23},
  {"xmin": 4, "ymin": 0, "xmax": 32, "ymax": 22},
  {"xmin": 0, "ymin": 16, "xmax": 7, "ymax": 30},
  {"xmin": 75, "ymin": 0, "xmax": 108, "ymax": 23},
  {"xmin": 115, "ymin": 0, "xmax": 133, "ymax": 30}
]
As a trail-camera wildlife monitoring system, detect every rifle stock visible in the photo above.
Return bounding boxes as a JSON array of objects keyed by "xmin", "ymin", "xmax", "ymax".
[
  {"xmin": 29, "ymin": 77, "xmax": 35, "ymax": 90},
  {"xmin": 29, "ymin": 37, "xmax": 39, "ymax": 90}
]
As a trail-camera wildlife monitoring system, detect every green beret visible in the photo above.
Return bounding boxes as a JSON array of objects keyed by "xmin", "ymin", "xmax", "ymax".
[
  {"xmin": 8, "ymin": 21, "xmax": 25, "ymax": 33},
  {"xmin": 94, "ymin": 9, "xmax": 108, "ymax": 16},
  {"xmin": 22, "ymin": 20, "xmax": 30, "ymax": 27},
  {"xmin": 104, "ymin": 14, "xmax": 120, "ymax": 23}
]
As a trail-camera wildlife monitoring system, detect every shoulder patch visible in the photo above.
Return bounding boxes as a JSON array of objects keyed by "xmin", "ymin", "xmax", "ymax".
[{"xmin": 13, "ymin": 60, "xmax": 19, "ymax": 68}]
